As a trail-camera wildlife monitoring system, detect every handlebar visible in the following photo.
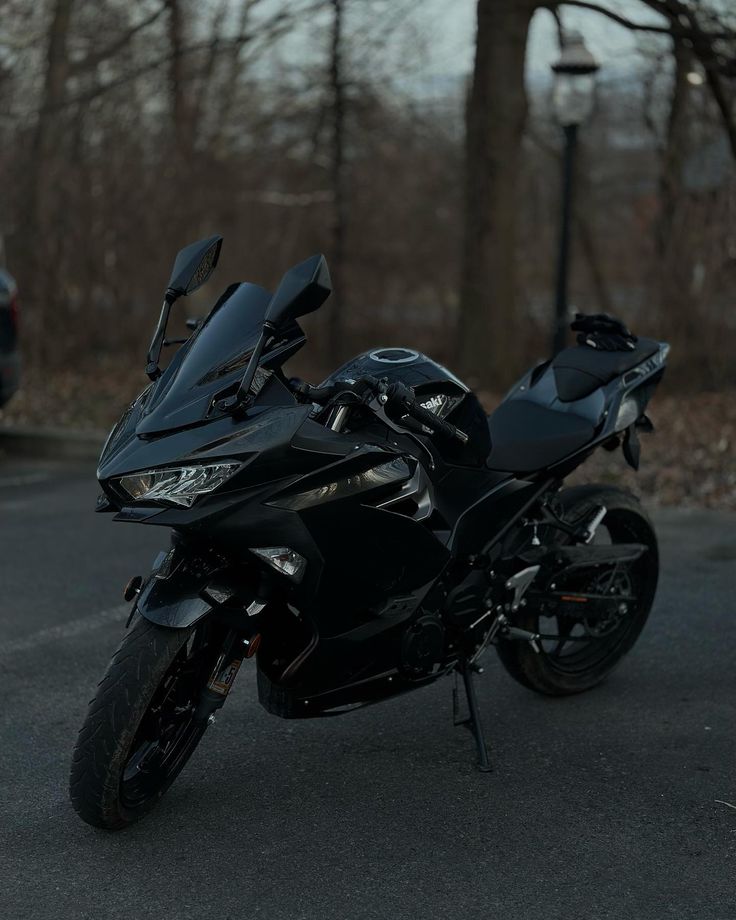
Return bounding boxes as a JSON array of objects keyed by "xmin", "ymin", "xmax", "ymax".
[
  {"xmin": 381, "ymin": 380, "xmax": 469, "ymax": 444},
  {"xmin": 291, "ymin": 375, "xmax": 469, "ymax": 445}
]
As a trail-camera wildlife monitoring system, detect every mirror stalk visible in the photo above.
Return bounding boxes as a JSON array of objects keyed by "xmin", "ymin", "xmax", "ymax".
[
  {"xmin": 216, "ymin": 254, "xmax": 330, "ymax": 413},
  {"xmin": 145, "ymin": 291, "xmax": 179, "ymax": 381},
  {"xmin": 145, "ymin": 235, "xmax": 222, "ymax": 381},
  {"xmin": 219, "ymin": 323, "xmax": 274, "ymax": 412}
]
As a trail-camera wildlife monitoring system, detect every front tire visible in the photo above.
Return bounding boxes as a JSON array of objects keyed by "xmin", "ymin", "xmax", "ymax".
[
  {"xmin": 496, "ymin": 485, "xmax": 659, "ymax": 696},
  {"xmin": 70, "ymin": 616, "xmax": 220, "ymax": 829}
]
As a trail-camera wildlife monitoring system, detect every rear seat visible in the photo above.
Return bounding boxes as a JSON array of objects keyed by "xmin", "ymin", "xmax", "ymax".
[{"xmin": 551, "ymin": 337, "xmax": 660, "ymax": 402}]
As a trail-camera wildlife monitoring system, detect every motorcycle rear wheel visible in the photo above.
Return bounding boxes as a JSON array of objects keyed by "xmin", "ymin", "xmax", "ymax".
[
  {"xmin": 70, "ymin": 616, "xmax": 222, "ymax": 829},
  {"xmin": 495, "ymin": 485, "xmax": 659, "ymax": 696}
]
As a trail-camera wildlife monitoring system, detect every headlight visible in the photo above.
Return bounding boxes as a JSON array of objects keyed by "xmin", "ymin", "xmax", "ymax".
[
  {"xmin": 269, "ymin": 457, "xmax": 411, "ymax": 511},
  {"xmin": 117, "ymin": 461, "xmax": 239, "ymax": 507}
]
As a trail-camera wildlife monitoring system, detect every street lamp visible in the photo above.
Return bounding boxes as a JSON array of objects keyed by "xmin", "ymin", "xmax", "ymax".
[{"xmin": 551, "ymin": 30, "xmax": 600, "ymax": 355}]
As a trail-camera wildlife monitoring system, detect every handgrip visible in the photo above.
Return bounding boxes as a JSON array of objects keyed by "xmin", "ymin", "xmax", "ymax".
[{"xmin": 386, "ymin": 382, "xmax": 469, "ymax": 444}]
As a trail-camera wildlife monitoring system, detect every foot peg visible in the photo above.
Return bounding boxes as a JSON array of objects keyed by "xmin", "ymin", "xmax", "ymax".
[{"xmin": 503, "ymin": 625, "xmax": 542, "ymax": 654}]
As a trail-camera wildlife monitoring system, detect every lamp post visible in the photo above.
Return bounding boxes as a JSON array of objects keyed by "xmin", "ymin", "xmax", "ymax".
[{"xmin": 551, "ymin": 30, "xmax": 600, "ymax": 355}]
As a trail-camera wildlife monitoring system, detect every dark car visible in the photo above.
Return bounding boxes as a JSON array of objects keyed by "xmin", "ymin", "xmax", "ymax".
[{"xmin": 0, "ymin": 267, "xmax": 20, "ymax": 407}]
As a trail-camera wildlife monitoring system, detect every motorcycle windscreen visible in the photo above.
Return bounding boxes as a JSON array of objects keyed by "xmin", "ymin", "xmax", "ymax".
[{"xmin": 137, "ymin": 282, "xmax": 300, "ymax": 435}]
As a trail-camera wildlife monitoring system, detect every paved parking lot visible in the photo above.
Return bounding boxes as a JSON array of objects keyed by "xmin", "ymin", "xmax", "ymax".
[{"xmin": 1, "ymin": 457, "xmax": 734, "ymax": 920}]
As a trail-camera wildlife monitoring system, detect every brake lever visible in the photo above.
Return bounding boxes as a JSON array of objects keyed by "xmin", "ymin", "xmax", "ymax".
[{"xmin": 367, "ymin": 395, "xmax": 436, "ymax": 471}]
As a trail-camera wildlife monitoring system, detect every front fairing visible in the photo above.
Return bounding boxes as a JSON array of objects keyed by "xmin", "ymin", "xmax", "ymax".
[
  {"xmin": 133, "ymin": 282, "xmax": 305, "ymax": 436},
  {"xmin": 97, "ymin": 271, "xmax": 316, "ymax": 483},
  {"xmin": 97, "ymin": 390, "xmax": 440, "ymax": 615},
  {"xmin": 96, "ymin": 368, "xmax": 378, "ymax": 511},
  {"xmin": 96, "ymin": 283, "xmax": 455, "ymax": 628},
  {"xmin": 99, "ymin": 390, "xmax": 314, "ymax": 484}
]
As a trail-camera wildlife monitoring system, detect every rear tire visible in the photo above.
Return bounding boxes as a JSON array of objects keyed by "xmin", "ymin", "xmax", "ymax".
[
  {"xmin": 496, "ymin": 485, "xmax": 659, "ymax": 696},
  {"xmin": 70, "ymin": 616, "xmax": 215, "ymax": 829}
]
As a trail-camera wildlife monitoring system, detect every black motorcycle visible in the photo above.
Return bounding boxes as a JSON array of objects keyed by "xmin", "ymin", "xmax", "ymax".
[{"xmin": 70, "ymin": 236, "xmax": 667, "ymax": 829}]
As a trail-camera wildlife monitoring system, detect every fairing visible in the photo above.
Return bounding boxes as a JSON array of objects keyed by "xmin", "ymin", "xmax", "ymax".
[
  {"xmin": 98, "ymin": 378, "xmax": 309, "ymax": 480},
  {"xmin": 134, "ymin": 282, "xmax": 305, "ymax": 435}
]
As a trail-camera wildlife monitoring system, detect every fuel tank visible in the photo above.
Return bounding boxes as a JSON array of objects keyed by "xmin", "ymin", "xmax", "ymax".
[
  {"xmin": 323, "ymin": 347, "xmax": 467, "ymax": 401},
  {"xmin": 322, "ymin": 348, "xmax": 491, "ymax": 467}
]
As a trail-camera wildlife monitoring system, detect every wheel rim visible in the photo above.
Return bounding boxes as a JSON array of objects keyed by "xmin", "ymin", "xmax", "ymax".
[
  {"xmin": 536, "ymin": 510, "xmax": 653, "ymax": 677},
  {"xmin": 119, "ymin": 625, "xmax": 217, "ymax": 811}
]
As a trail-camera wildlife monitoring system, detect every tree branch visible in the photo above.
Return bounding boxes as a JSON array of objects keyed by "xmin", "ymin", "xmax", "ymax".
[
  {"xmin": 557, "ymin": 0, "xmax": 734, "ymax": 40},
  {"xmin": 69, "ymin": 3, "xmax": 168, "ymax": 75},
  {"xmin": 556, "ymin": 1, "xmax": 671, "ymax": 34},
  {"xmin": 703, "ymin": 56, "xmax": 736, "ymax": 159},
  {"xmin": 642, "ymin": 0, "xmax": 736, "ymax": 40},
  {"xmin": 39, "ymin": 1, "xmax": 326, "ymax": 114},
  {"xmin": 549, "ymin": 6, "xmax": 565, "ymax": 47},
  {"xmin": 644, "ymin": 0, "xmax": 736, "ymax": 160}
]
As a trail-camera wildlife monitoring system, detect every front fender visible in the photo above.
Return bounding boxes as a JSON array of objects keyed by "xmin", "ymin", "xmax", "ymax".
[
  {"xmin": 135, "ymin": 549, "xmax": 214, "ymax": 628},
  {"xmin": 135, "ymin": 545, "xmax": 263, "ymax": 629}
]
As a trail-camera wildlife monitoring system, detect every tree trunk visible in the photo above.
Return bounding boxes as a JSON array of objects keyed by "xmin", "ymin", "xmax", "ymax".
[
  {"xmin": 210, "ymin": 0, "xmax": 254, "ymax": 156},
  {"xmin": 166, "ymin": 0, "xmax": 189, "ymax": 152},
  {"xmin": 657, "ymin": 39, "xmax": 694, "ymax": 339},
  {"xmin": 644, "ymin": 0, "xmax": 736, "ymax": 161},
  {"xmin": 21, "ymin": 0, "xmax": 75, "ymax": 370},
  {"xmin": 327, "ymin": 0, "xmax": 348, "ymax": 364},
  {"xmin": 658, "ymin": 39, "xmax": 692, "ymax": 261},
  {"xmin": 458, "ymin": 0, "xmax": 538, "ymax": 391}
]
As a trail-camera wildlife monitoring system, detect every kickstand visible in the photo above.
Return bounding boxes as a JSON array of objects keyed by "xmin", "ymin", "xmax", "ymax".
[{"xmin": 453, "ymin": 663, "xmax": 493, "ymax": 773}]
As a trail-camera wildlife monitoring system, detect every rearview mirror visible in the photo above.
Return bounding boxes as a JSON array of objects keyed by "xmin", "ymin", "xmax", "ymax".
[
  {"xmin": 167, "ymin": 235, "xmax": 223, "ymax": 297},
  {"xmin": 264, "ymin": 254, "xmax": 331, "ymax": 329},
  {"xmin": 145, "ymin": 235, "xmax": 223, "ymax": 380}
]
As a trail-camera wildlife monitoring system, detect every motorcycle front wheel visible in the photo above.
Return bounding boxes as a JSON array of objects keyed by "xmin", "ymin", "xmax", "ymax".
[
  {"xmin": 495, "ymin": 485, "xmax": 659, "ymax": 696},
  {"xmin": 70, "ymin": 616, "xmax": 224, "ymax": 829}
]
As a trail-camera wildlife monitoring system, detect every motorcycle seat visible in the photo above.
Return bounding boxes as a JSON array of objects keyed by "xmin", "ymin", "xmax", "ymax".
[
  {"xmin": 551, "ymin": 337, "xmax": 660, "ymax": 402},
  {"xmin": 486, "ymin": 400, "xmax": 595, "ymax": 474}
]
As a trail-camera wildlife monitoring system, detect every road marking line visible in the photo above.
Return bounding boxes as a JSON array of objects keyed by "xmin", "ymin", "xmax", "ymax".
[
  {"xmin": 0, "ymin": 472, "xmax": 51, "ymax": 488},
  {"xmin": 0, "ymin": 500, "xmax": 34, "ymax": 511},
  {"xmin": 0, "ymin": 603, "xmax": 128, "ymax": 660}
]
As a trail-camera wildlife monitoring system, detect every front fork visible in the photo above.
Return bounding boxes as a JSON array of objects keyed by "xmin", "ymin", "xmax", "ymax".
[{"xmin": 193, "ymin": 628, "xmax": 261, "ymax": 723}]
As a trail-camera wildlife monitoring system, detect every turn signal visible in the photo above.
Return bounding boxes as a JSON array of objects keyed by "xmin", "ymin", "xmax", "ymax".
[{"xmin": 249, "ymin": 547, "xmax": 307, "ymax": 582}]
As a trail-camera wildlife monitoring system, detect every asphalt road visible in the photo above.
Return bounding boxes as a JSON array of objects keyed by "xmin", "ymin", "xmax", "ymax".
[{"xmin": 1, "ymin": 457, "xmax": 734, "ymax": 920}]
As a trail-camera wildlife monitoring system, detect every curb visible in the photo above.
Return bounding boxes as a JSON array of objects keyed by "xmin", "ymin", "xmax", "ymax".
[{"xmin": 0, "ymin": 425, "xmax": 106, "ymax": 461}]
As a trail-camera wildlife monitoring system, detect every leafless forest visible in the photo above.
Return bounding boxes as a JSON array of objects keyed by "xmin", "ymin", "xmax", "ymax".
[{"xmin": 0, "ymin": 0, "xmax": 734, "ymax": 442}]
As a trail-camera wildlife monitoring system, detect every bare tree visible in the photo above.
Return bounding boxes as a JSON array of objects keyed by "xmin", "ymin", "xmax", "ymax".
[
  {"xmin": 327, "ymin": 0, "xmax": 348, "ymax": 363},
  {"xmin": 23, "ymin": 0, "xmax": 76, "ymax": 368},
  {"xmin": 458, "ymin": 0, "xmax": 540, "ymax": 389},
  {"xmin": 2, "ymin": 0, "xmax": 734, "ymax": 408},
  {"xmin": 458, "ymin": 0, "xmax": 736, "ymax": 388},
  {"xmin": 165, "ymin": 0, "xmax": 190, "ymax": 152}
]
